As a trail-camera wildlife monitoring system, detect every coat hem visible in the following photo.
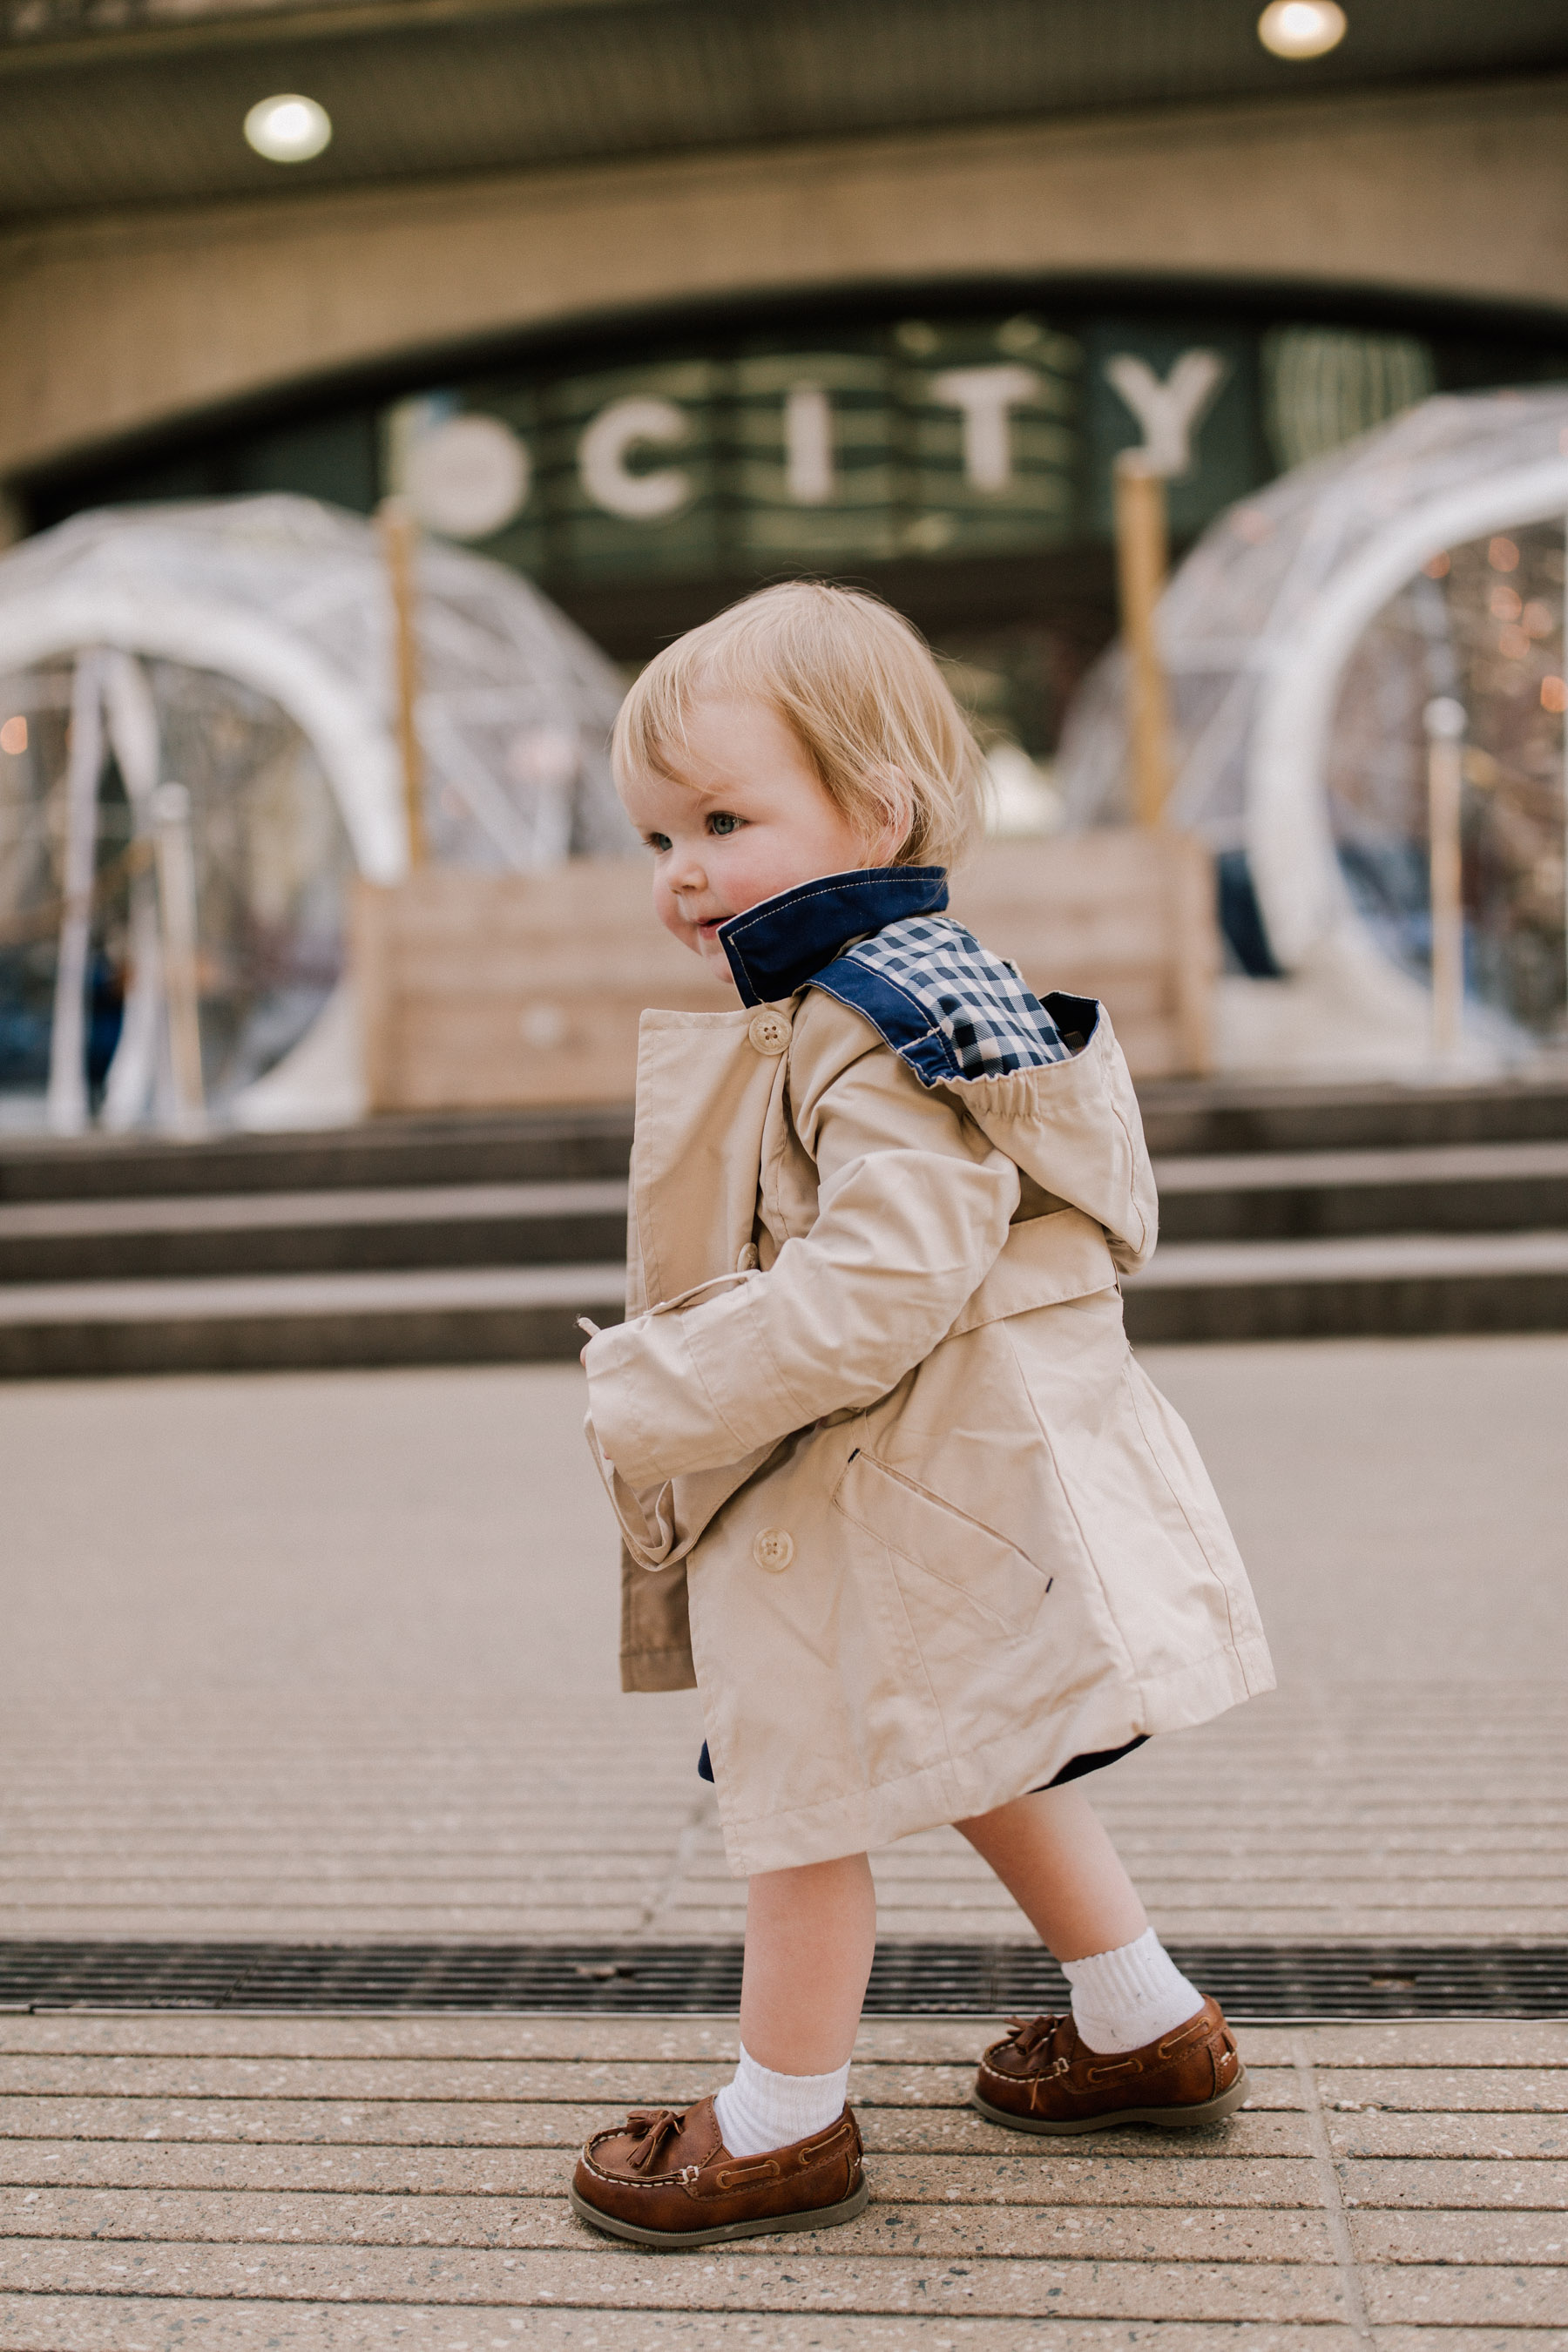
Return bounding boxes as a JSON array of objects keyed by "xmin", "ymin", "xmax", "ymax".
[{"xmin": 714, "ymin": 1641, "xmax": 1264, "ymax": 1875}]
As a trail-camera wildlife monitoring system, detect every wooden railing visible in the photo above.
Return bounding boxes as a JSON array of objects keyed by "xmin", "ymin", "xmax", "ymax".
[{"xmin": 352, "ymin": 829, "xmax": 1218, "ymax": 1113}]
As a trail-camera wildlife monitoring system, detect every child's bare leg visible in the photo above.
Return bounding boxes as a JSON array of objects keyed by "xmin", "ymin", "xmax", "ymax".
[
  {"xmin": 710, "ymin": 1854, "xmax": 876, "ymax": 2159},
  {"xmin": 956, "ymin": 1784, "xmax": 1200, "ymax": 2053},
  {"xmin": 954, "ymin": 1784, "xmax": 1146, "ymax": 1960},
  {"xmin": 740, "ymin": 1853, "xmax": 877, "ymax": 2072}
]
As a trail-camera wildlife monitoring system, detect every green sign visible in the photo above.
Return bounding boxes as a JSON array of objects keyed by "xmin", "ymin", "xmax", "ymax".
[{"xmin": 383, "ymin": 312, "xmax": 1428, "ymax": 589}]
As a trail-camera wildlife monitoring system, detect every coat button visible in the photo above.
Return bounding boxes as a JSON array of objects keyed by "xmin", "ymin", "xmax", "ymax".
[
  {"xmin": 747, "ymin": 1010, "xmax": 791, "ymax": 1055},
  {"xmin": 753, "ymin": 1527, "xmax": 794, "ymax": 1572}
]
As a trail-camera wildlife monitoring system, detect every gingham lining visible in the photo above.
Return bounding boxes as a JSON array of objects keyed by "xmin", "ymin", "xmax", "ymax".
[{"xmin": 835, "ymin": 915, "xmax": 1073, "ymax": 1078}]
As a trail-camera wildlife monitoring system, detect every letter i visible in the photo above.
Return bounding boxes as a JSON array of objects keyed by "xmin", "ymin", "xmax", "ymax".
[{"xmin": 786, "ymin": 386, "xmax": 835, "ymax": 504}]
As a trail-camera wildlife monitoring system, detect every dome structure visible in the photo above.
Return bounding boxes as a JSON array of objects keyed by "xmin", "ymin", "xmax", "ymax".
[
  {"xmin": 0, "ymin": 497, "xmax": 635, "ymax": 1131},
  {"xmin": 1057, "ymin": 389, "xmax": 1568, "ymax": 1069}
]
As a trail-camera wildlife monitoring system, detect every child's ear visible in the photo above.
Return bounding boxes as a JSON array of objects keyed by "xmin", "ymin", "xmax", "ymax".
[{"xmin": 866, "ymin": 769, "xmax": 916, "ymax": 865}]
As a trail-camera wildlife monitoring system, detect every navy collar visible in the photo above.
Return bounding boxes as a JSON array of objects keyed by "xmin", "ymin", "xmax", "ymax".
[{"xmin": 719, "ymin": 866, "xmax": 949, "ymax": 1005}]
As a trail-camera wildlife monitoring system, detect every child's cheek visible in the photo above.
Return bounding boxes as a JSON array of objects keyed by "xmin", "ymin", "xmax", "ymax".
[{"xmin": 651, "ymin": 875, "xmax": 693, "ymax": 949}]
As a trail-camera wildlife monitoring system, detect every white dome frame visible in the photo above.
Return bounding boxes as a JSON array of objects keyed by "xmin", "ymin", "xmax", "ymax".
[
  {"xmin": 1250, "ymin": 455, "xmax": 1568, "ymax": 966},
  {"xmin": 0, "ymin": 495, "xmax": 636, "ymax": 1130},
  {"xmin": 0, "ymin": 587, "xmax": 408, "ymax": 880}
]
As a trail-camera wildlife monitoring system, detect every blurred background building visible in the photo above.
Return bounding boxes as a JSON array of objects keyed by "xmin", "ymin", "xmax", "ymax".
[
  {"xmin": 3, "ymin": 0, "xmax": 1568, "ymax": 1122},
  {"xmin": 9, "ymin": 3, "xmax": 1567, "ymax": 685}
]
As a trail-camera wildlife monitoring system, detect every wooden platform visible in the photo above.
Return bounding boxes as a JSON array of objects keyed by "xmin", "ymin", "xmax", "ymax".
[{"xmin": 352, "ymin": 832, "xmax": 1220, "ymax": 1114}]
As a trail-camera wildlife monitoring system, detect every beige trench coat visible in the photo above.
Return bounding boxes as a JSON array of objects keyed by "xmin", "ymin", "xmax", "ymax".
[{"xmin": 582, "ymin": 987, "xmax": 1274, "ymax": 1876}]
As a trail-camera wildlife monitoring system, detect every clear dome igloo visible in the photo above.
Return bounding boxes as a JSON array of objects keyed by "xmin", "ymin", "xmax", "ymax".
[
  {"xmin": 0, "ymin": 496, "xmax": 636, "ymax": 1130},
  {"xmin": 1057, "ymin": 389, "xmax": 1568, "ymax": 1065}
]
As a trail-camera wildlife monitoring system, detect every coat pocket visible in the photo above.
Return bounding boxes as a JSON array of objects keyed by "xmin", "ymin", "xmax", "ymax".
[{"xmin": 831, "ymin": 1448, "xmax": 1051, "ymax": 1643}]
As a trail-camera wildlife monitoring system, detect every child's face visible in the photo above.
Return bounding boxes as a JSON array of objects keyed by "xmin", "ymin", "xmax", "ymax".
[{"xmin": 622, "ymin": 697, "xmax": 899, "ymax": 983}]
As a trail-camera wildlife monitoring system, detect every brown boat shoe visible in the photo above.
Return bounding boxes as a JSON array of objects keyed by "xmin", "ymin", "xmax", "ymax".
[
  {"xmin": 972, "ymin": 1995, "xmax": 1249, "ymax": 2134},
  {"xmin": 571, "ymin": 2092, "xmax": 869, "ymax": 2248}
]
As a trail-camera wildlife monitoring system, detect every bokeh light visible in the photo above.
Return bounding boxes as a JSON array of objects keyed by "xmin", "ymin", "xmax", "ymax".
[
  {"xmin": 244, "ymin": 95, "xmax": 332, "ymax": 165},
  {"xmin": 1257, "ymin": 3, "xmax": 1348, "ymax": 60}
]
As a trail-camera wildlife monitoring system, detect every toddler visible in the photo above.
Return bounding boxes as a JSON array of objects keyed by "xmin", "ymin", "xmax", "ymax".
[{"xmin": 572, "ymin": 583, "xmax": 1273, "ymax": 2248}]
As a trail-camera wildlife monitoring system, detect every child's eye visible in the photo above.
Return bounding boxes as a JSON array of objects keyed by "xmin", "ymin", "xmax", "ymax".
[
  {"xmin": 708, "ymin": 811, "xmax": 745, "ymax": 836},
  {"xmin": 645, "ymin": 832, "xmax": 672, "ymax": 854}
]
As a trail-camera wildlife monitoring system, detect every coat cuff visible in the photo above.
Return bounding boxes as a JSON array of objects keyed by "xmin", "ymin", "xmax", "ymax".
[
  {"xmin": 585, "ymin": 1302, "xmax": 784, "ymax": 1487},
  {"xmin": 582, "ymin": 1317, "xmax": 665, "ymax": 1488}
]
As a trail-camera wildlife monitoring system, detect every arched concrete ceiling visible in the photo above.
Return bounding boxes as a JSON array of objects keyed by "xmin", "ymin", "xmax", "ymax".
[
  {"xmin": 7, "ymin": 0, "xmax": 1564, "ymax": 220},
  {"xmin": 3, "ymin": 74, "xmax": 1567, "ymax": 483}
]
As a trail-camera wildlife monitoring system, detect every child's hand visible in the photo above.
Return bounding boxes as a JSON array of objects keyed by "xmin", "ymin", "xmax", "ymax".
[{"xmin": 577, "ymin": 1315, "xmax": 602, "ymax": 1369}]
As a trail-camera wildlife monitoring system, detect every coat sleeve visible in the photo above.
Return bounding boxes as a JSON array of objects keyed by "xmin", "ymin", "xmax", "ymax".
[{"xmin": 583, "ymin": 1025, "xmax": 1020, "ymax": 1487}]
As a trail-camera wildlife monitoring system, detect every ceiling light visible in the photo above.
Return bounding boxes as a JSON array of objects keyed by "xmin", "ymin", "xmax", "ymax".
[
  {"xmin": 1257, "ymin": 3, "xmax": 1347, "ymax": 59},
  {"xmin": 244, "ymin": 94, "xmax": 332, "ymax": 165}
]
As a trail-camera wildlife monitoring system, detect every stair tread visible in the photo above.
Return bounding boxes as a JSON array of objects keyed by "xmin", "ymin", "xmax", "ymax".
[
  {"xmin": 1152, "ymin": 1139, "xmax": 1568, "ymax": 1192},
  {"xmin": 0, "ymin": 1179, "xmax": 628, "ymax": 1241},
  {"xmin": 5, "ymin": 1227, "xmax": 1567, "ymax": 1323},
  {"xmin": 1132, "ymin": 1227, "xmax": 1568, "ymax": 1287},
  {"xmin": 0, "ymin": 1263, "xmax": 628, "ymax": 1326}
]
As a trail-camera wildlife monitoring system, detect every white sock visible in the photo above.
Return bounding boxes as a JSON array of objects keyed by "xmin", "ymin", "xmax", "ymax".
[
  {"xmin": 1062, "ymin": 1927, "xmax": 1203, "ymax": 2055},
  {"xmin": 713, "ymin": 2041, "xmax": 851, "ymax": 2159}
]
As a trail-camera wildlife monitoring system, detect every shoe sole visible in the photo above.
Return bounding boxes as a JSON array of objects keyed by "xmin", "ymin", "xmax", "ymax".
[
  {"xmin": 970, "ymin": 2062, "xmax": 1251, "ymax": 2136},
  {"xmin": 571, "ymin": 2175, "xmax": 869, "ymax": 2249}
]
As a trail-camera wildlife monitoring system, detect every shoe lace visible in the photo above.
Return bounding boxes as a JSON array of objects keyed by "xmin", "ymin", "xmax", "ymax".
[
  {"xmin": 623, "ymin": 2107, "xmax": 685, "ymax": 2173},
  {"xmin": 1001, "ymin": 2013, "xmax": 1072, "ymax": 2067}
]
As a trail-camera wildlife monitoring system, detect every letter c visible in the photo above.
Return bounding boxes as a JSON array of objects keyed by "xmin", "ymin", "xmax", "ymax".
[{"xmin": 579, "ymin": 396, "xmax": 692, "ymax": 519}]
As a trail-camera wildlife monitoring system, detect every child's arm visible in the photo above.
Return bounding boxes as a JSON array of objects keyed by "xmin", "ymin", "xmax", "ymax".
[{"xmin": 584, "ymin": 1025, "xmax": 1019, "ymax": 1490}]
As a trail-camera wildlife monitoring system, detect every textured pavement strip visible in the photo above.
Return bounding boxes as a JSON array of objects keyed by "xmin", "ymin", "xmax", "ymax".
[
  {"xmin": 3, "ymin": 1686, "xmax": 1565, "ymax": 1940},
  {"xmin": 1, "ymin": 1342, "xmax": 1565, "ymax": 1943},
  {"xmin": 0, "ymin": 2022, "xmax": 1564, "ymax": 2347},
  {"xmin": 3, "ymin": 1351, "xmax": 1565, "ymax": 2342}
]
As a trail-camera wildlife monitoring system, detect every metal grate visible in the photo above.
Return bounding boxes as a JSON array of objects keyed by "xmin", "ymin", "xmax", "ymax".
[{"xmin": 1, "ymin": 1942, "xmax": 1565, "ymax": 2018}]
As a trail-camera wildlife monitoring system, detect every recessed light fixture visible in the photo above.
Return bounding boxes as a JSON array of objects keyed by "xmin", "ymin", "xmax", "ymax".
[
  {"xmin": 1257, "ymin": 2, "xmax": 1347, "ymax": 59},
  {"xmin": 244, "ymin": 93, "xmax": 333, "ymax": 164}
]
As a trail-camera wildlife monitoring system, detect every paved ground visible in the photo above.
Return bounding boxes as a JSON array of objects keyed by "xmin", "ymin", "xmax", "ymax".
[
  {"xmin": 0, "ymin": 2013, "xmax": 1564, "ymax": 2349},
  {"xmin": 2, "ymin": 1335, "xmax": 1565, "ymax": 2347},
  {"xmin": 2, "ymin": 1335, "xmax": 1565, "ymax": 1942}
]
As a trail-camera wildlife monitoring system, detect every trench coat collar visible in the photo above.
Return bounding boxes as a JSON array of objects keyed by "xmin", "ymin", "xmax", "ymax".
[{"xmin": 718, "ymin": 866, "xmax": 949, "ymax": 1006}]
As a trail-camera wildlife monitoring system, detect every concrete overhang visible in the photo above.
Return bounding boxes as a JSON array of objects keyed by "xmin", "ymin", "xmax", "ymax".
[{"xmin": 3, "ymin": 0, "xmax": 1567, "ymax": 222}]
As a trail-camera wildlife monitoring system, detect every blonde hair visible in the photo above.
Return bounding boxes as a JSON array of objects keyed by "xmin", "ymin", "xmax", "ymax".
[{"xmin": 612, "ymin": 582, "xmax": 986, "ymax": 869}]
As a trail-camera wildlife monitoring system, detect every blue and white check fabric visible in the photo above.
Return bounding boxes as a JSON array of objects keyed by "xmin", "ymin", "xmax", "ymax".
[
  {"xmin": 719, "ymin": 864, "xmax": 1097, "ymax": 1091},
  {"xmin": 839, "ymin": 915, "xmax": 1074, "ymax": 1078}
]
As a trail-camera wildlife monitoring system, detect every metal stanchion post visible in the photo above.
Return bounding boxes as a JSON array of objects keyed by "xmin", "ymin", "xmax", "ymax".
[
  {"xmin": 152, "ymin": 781, "xmax": 206, "ymax": 1126},
  {"xmin": 380, "ymin": 498, "xmax": 426, "ymax": 870},
  {"xmin": 1423, "ymin": 695, "xmax": 1466, "ymax": 1063},
  {"xmin": 47, "ymin": 650, "xmax": 105, "ymax": 1134},
  {"xmin": 1113, "ymin": 455, "xmax": 1173, "ymax": 830}
]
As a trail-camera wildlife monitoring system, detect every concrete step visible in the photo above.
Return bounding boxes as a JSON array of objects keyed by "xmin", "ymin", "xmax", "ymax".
[
  {"xmin": 1153, "ymin": 1139, "xmax": 1568, "ymax": 1243},
  {"xmin": 3, "ymin": 1078, "xmax": 1567, "ymax": 1372},
  {"xmin": 0, "ymin": 1264, "xmax": 628, "ymax": 1378},
  {"xmin": 0, "ymin": 1108, "xmax": 634, "ymax": 1206},
  {"xmin": 1124, "ymin": 1227, "xmax": 1568, "ymax": 1343},
  {"xmin": 1137, "ymin": 1071, "xmax": 1568, "ymax": 1154},
  {"xmin": 0, "ymin": 1180, "xmax": 629, "ymax": 1284},
  {"xmin": 3, "ymin": 1071, "xmax": 1565, "ymax": 1206},
  {"xmin": 5, "ymin": 1225, "xmax": 1568, "ymax": 1375},
  {"xmin": 5, "ymin": 1139, "xmax": 1563, "ymax": 1290}
]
